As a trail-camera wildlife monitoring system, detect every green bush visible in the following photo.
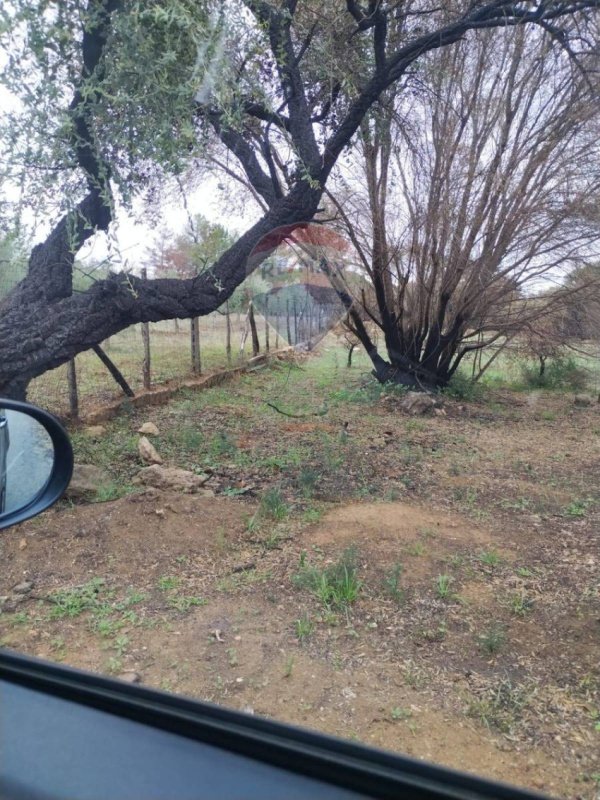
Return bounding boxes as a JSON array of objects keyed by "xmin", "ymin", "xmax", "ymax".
[
  {"xmin": 520, "ymin": 357, "xmax": 587, "ymax": 391},
  {"xmin": 443, "ymin": 372, "xmax": 484, "ymax": 402}
]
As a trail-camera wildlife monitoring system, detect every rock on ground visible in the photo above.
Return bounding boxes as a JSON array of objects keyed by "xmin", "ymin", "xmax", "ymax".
[
  {"xmin": 83, "ymin": 425, "xmax": 106, "ymax": 438},
  {"xmin": 66, "ymin": 464, "xmax": 111, "ymax": 500},
  {"xmin": 137, "ymin": 422, "xmax": 160, "ymax": 436},
  {"xmin": 399, "ymin": 391, "xmax": 439, "ymax": 415},
  {"xmin": 138, "ymin": 436, "xmax": 163, "ymax": 464},
  {"xmin": 133, "ymin": 465, "xmax": 212, "ymax": 494},
  {"xmin": 573, "ymin": 394, "xmax": 595, "ymax": 407}
]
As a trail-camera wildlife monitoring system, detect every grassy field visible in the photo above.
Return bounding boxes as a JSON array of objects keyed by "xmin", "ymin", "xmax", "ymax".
[{"xmin": 1, "ymin": 339, "xmax": 599, "ymax": 797}]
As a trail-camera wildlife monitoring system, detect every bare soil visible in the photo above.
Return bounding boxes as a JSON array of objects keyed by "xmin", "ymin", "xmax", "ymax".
[{"xmin": 1, "ymin": 346, "xmax": 598, "ymax": 798}]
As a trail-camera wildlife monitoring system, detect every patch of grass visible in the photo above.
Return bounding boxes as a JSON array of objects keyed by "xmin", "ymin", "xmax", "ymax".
[
  {"xmin": 294, "ymin": 614, "xmax": 314, "ymax": 642},
  {"xmin": 297, "ymin": 467, "xmax": 321, "ymax": 499},
  {"xmin": 113, "ymin": 635, "xmax": 129, "ymax": 656},
  {"xmin": 406, "ymin": 541, "xmax": 425, "ymax": 557},
  {"xmin": 94, "ymin": 482, "xmax": 135, "ymax": 503},
  {"xmin": 247, "ymin": 487, "xmax": 289, "ymax": 530},
  {"xmin": 509, "ymin": 592, "xmax": 534, "ymax": 617},
  {"xmin": 283, "ymin": 655, "xmax": 295, "ymax": 678},
  {"xmin": 402, "ymin": 660, "xmax": 427, "ymax": 690},
  {"xmin": 391, "ymin": 706, "xmax": 412, "ymax": 721},
  {"xmin": 500, "ymin": 496, "xmax": 531, "ymax": 512},
  {"xmin": 209, "ymin": 431, "xmax": 238, "ymax": 458},
  {"xmin": 434, "ymin": 574, "xmax": 453, "ymax": 600},
  {"xmin": 383, "ymin": 563, "xmax": 405, "ymax": 604},
  {"xmin": 564, "ymin": 498, "xmax": 592, "ymax": 518},
  {"xmin": 94, "ymin": 617, "xmax": 125, "ymax": 638},
  {"xmin": 516, "ymin": 566, "xmax": 535, "ymax": 578},
  {"xmin": 48, "ymin": 578, "xmax": 107, "ymax": 619},
  {"xmin": 105, "ymin": 656, "xmax": 123, "ymax": 674},
  {"xmin": 419, "ymin": 622, "xmax": 447, "ymax": 643},
  {"xmin": 478, "ymin": 623, "xmax": 506, "ymax": 655},
  {"xmin": 217, "ymin": 568, "xmax": 271, "ymax": 593},
  {"xmin": 478, "ymin": 549, "xmax": 501, "ymax": 569},
  {"xmin": 157, "ymin": 576, "xmax": 180, "ymax": 591},
  {"xmin": 466, "ymin": 678, "xmax": 530, "ymax": 734},
  {"xmin": 167, "ymin": 595, "xmax": 207, "ymax": 612},
  {"xmin": 443, "ymin": 372, "xmax": 484, "ymax": 402},
  {"xmin": 293, "ymin": 546, "xmax": 362, "ymax": 609},
  {"xmin": 302, "ymin": 506, "xmax": 324, "ymax": 524}
]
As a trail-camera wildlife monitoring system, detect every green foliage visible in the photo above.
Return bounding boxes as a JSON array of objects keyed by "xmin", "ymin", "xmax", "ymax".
[
  {"xmin": 479, "ymin": 549, "xmax": 501, "ymax": 568},
  {"xmin": 157, "ymin": 576, "xmax": 180, "ymax": 591},
  {"xmin": 478, "ymin": 623, "xmax": 506, "ymax": 655},
  {"xmin": 48, "ymin": 578, "xmax": 106, "ymax": 618},
  {"xmin": 467, "ymin": 678, "xmax": 530, "ymax": 733},
  {"xmin": 297, "ymin": 466, "xmax": 321, "ymax": 499},
  {"xmin": 294, "ymin": 614, "xmax": 314, "ymax": 642},
  {"xmin": 293, "ymin": 546, "xmax": 362, "ymax": 609},
  {"xmin": 167, "ymin": 594, "xmax": 207, "ymax": 612},
  {"xmin": 383, "ymin": 562, "xmax": 405, "ymax": 604},
  {"xmin": 443, "ymin": 372, "xmax": 484, "ymax": 402},
  {"xmin": 434, "ymin": 574, "xmax": 453, "ymax": 600},
  {"xmin": 520, "ymin": 357, "xmax": 588, "ymax": 391},
  {"xmin": 258, "ymin": 487, "xmax": 289, "ymax": 521},
  {"xmin": 509, "ymin": 592, "xmax": 534, "ymax": 617}
]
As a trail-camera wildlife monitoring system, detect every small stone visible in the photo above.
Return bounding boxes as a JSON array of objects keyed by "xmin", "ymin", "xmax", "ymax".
[
  {"xmin": 400, "ymin": 391, "xmax": 438, "ymax": 415},
  {"xmin": 12, "ymin": 580, "xmax": 33, "ymax": 595},
  {"xmin": 66, "ymin": 464, "xmax": 112, "ymax": 500},
  {"xmin": 138, "ymin": 422, "xmax": 160, "ymax": 436},
  {"xmin": 155, "ymin": 508, "xmax": 166, "ymax": 518},
  {"xmin": 0, "ymin": 596, "xmax": 9, "ymax": 606},
  {"xmin": 133, "ymin": 465, "xmax": 211, "ymax": 493},
  {"xmin": 19, "ymin": 538, "xmax": 27, "ymax": 550},
  {"xmin": 341, "ymin": 687, "xmax": 357, "ymax": 700},
  {"xmin": 2, "ymin": 597, "xmax": 24, "ymax": 612},
  {"xmin": 118, "ymin": 671, "xmax": 141, "ymax": 683},
  {"xmin": 574, "ymin": 394, "xmax": 594, "ymax": 407},
  {"xmin": 242, "ymin": 706, "xmax": 255, "ymax": 715},
  {"xmin": 84, "ymin": 425, "xmax": 106, "ymax": 439},
  {"xmin": 138, "ymin": 436, "xmax": 163, "ymax": 465}
]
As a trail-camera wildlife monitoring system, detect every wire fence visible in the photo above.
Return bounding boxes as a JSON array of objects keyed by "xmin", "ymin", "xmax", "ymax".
[{"xmin": 27, "ymin": 311, "xmax": 283, "ymax": 420}]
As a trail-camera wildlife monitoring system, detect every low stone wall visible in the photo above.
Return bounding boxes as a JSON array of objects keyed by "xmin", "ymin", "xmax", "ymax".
[{"xmin": 82, "ymin": 350, "xmax": 293, "ymax": 425}]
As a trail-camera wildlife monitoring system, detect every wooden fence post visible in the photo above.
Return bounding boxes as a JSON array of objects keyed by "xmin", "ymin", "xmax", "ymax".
[
  {"xmin": 248, "ymin": 302, "xmax": 260, "ymax": 357},
  {"xmin": 264, "ymin": 295, "xmax": 270, "ymax": 352},
  {"xmin": 141, "ymin": 268, "xmax": 151, "ymax": 389},
  {"xmin": 225, "ymin": 300, "xmax": 232, "ymax": 365},
  {"xmin": 191, "ymin": 317, "xmax": 201, "ymax": 375},
  {"xmin": 286, "ymin": 300, "xmax": 292, "ymax": 345},
  {"xmin": 67, "ymin": 358, "xmax": 79, "ymax": 419}
]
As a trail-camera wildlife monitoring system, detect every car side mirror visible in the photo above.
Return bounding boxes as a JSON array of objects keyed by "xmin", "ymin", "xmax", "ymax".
[{"xmin": 0, "ymin": 399, "xmax": 73, "ymax": 531}]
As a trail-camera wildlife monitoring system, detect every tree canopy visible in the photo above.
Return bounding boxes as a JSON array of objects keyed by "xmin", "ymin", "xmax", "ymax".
[{"xmin": 1, "ymin": 0, "xmax": 599, "ymax": 397}]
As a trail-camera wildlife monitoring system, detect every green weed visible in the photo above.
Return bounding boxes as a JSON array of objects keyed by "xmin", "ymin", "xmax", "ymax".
[
  {"xmin": 167, "ymin": 595, "xmax": 207, "ymax": 612},
  {"xmin": 294, "ymin": 614, "xmax": 314, "ymax": 642},
  {"xmin": 294, "ymin": 546, "xmax": 362, "ymax": 609},
  {"xmin": 435, "ymin": 574, "xmax": 453, "ymax": 600},
  {"xmin": 478, "ymin": 623, "xmax": 506, "ymax": 655},
  {"xmin": 383, "ymin": 563, "xmax": 405, "ymax": 604}
]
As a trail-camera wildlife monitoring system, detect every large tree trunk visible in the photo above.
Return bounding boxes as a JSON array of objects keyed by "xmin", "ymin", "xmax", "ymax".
[{"xmin": 0, "ymin": 183, "xmax": 322, "ymax": 399}]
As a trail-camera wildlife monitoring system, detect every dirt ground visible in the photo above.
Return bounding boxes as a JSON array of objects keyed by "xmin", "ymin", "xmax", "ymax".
[{"xmin": 1, "ymin": 345, "xmax": 598, "ymax": 798}]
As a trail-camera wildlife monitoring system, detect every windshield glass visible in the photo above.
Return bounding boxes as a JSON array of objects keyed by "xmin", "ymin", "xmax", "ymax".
[{"xmin": 1, "ymin": 4, "xmax": 599, "ymax": 799}]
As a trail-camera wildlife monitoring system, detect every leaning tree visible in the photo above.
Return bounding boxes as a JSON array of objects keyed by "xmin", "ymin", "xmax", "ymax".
[{"xmin": 1, "ymin": 1, "xmax": 599, "ymax": 398}]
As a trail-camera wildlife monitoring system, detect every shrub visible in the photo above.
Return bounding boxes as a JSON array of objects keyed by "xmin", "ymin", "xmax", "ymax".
[{"xmin": 520, "ymin": 357, "xmax": 587, "ymax": 391}]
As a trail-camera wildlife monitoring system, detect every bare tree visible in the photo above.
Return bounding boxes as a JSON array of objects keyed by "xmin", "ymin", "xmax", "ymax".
[{"xmin": 327, "ymin": 25, "xmax": 600, "ymax": 388}]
